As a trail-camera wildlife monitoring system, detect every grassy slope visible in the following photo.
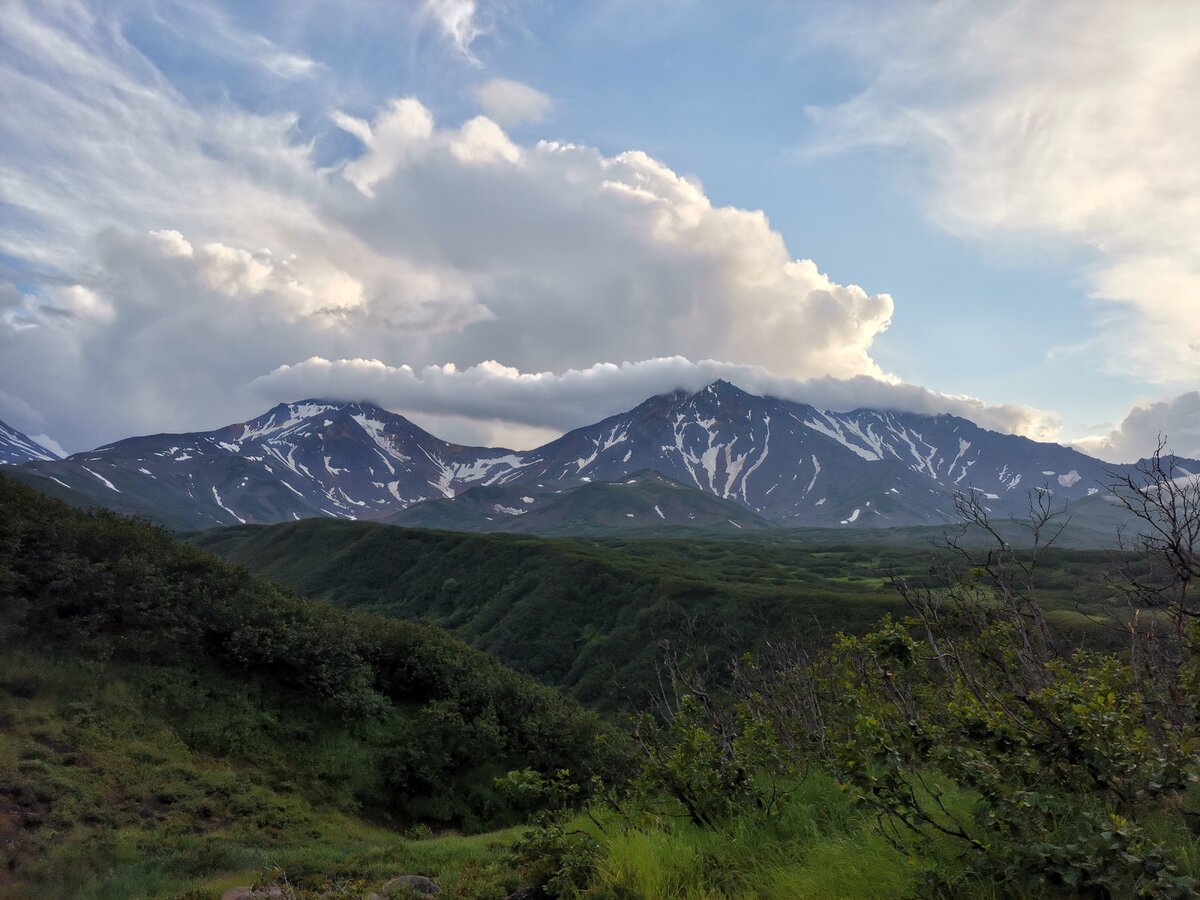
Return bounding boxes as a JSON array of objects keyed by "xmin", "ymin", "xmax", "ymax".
[
  {"xmin": 3, "ymin": 644, "xmax": 953, "ymax": 899},
  {"xmin": 192, "ymin": 519, "xmax": 1127, "ymax": 711},
  {"xmin": 0, "ymin": 474, "xmax": 609, "ymax": 897},
  {"xmin": 0, "ymin": 651, "xmax": 535, "ymax": 899}
]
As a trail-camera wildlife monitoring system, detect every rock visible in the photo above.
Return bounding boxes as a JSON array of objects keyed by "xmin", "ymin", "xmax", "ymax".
[{"xmin": 380, "ymin": 875, "xmax": 440, "ymax": 896}]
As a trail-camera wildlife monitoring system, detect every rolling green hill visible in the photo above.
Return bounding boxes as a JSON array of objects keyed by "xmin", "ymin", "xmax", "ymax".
[
  {"xmin": 0, "ymin": 474, "xmax": 612, "ymax": 897},
  {"xmin": 192, "ymin": 517, "xmax": 1127, "ymax": 710}
]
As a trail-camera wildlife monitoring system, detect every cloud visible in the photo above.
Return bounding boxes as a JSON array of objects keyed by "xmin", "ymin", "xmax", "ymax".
[
  {"xmin": 333, "ymin": 99, "xmax": 435, "ymax": 196},
  {"xmin": 250, "ymin": 355, "xmax": 1061, "ymax": 448},
  {"xmin": 0, "ymin": 283, "xmax": 31, "ymax": 331},
  {"xmin": 0, "ymin": 1, "xmax": 321, "ymax": 275},
  {"xmin": 1073, "ymin": 392, "xmax": 1200, "ymax": 463},
  {"xmin": 474, "ymin": 78, "xmax": 553, "ymax": 126},
  {"xmin": 323, "ymin": 99, "xmax": 896, "ymax": 382},
  {"xmin": 0, "ymin": 1, "xmax": 1050, "ymax": 456},
  {"xmin": 807, "ymin": 0, "xmax": 1200, "ymax": 386},
  {"xmin": 28, "ymin": 433, "xmax": 66, "ymax": 459},
  {"xmin": 421, "ymin": 0, "xmax": 484, "ymax": 63}
]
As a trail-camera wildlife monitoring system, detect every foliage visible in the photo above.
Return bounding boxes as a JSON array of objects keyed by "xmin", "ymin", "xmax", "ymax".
[
  {"xmin": 192, "ymin": 517, "xmax": 1127, "ymax": 710},
  {"xmin": 0, "ymin": 474, "xmax": 612, "ymax": 894},
  {"xmin": 583, "ymin": 472, "xmax": 1200, "ymax": 898}
]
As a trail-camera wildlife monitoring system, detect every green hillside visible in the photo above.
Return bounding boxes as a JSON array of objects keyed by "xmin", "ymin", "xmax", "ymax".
[
  {"xmin": 0, "ymin": 474, "xmax": 612, "ymax": 897},
  {"xmin": 192, "ymin": 518, "xmax": 1127, "ymax": 710}
]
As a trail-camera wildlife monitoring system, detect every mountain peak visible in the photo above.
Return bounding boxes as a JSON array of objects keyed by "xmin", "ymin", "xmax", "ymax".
[
  {"xmin": 268, "ymin": 398, "xmax": 391, "ymax": 416},
  {"xmin": 687, "ymin": 379, "xmax": 751, "ymax": 401},
  {"xmin": 238, "ymin": 399, "xmax": 412, "ymax": 441}
]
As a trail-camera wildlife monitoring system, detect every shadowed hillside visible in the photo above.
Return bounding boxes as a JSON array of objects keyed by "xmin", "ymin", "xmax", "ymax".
[
  {"xmin": 0, "ymin": 474, "xmax": 611, "ymax": 896},
  {"xmin": 192, "ymin": 517, "xmax": 1128, "ymax": 710}
]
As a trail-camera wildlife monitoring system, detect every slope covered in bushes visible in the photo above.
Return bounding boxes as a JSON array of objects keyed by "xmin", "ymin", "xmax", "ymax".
[
  {"xmin": 194, "ymin": 518, "xmax": 1124, "ymax": 709},
  {"xmin": 0, "ymin": 474, "xmax": 611, "ymax": 895}
]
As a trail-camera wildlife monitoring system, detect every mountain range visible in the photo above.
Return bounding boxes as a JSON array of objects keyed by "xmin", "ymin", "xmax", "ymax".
[{"xmin": 7, "ymin": 380, "xmax": 1192, "ymax": 535}]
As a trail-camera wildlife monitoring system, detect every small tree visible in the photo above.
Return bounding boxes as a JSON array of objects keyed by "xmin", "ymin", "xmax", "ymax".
[{"xmin": 1105, "ymin": 441, "xmax": 1200, "ymax": 743}]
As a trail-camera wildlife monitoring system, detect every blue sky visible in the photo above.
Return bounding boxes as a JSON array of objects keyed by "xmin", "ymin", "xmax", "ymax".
[{"xmin": 1, "ymin": 1, "xmax": 1197, "ymax": 458}]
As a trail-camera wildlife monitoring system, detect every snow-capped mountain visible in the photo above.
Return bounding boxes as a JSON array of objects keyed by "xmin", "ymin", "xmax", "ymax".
[
  {"xmin": 519, "ymin": 380, "xmax": 1129, "ymax": 527},
  {"xmin": 11, "ymin": 381, "xmax": 1194, "ymax": 532},
  {"xmin": 0, "ymin": 420, "xmax": 60, "ymax": 466},
  {"xmin": 17, "ymin": 401, "xmax": 532, "ymax": 529}
]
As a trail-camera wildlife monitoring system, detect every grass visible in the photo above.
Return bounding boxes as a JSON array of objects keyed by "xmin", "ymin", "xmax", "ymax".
[
  {"xmin": 0, "ymin": 641, "xmax": 943, "ymax": 899},
  {"xmin": 564, "ymin": 774, "xmax": 966, "ymax": 899},
  {"xmin": 0, "ymin": 650, "xmax": 527, "ymax": 899},
  {"xmin": 0, "ymin": 643, "xmax": 981, "ymax": 898}
]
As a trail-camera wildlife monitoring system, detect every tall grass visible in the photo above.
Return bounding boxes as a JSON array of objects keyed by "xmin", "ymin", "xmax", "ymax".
[{"xmin": 572, "ymin": 773, "xmax": 957, "ymax": 899}]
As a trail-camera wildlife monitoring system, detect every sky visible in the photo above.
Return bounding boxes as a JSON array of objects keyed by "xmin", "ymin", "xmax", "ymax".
[{"xmin": 0, "ymin": 0, "xmax": 1197, "ymax": 461}]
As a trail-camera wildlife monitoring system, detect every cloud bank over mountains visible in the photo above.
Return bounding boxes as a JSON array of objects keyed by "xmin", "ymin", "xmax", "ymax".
[
  {"xmin": 250, "ymin": 356, "xmax": 1063, "ymax": 448},
  {"xmin": 1075, "ymin": 393, "xmax": 1200, "ymax": 464}
]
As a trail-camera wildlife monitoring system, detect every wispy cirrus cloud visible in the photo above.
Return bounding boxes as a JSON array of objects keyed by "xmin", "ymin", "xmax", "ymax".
[
  {"xmin": 420, "ymin": 0, "xmax": 485, "ymax": 64},
  {"xmin": 806, "ymin": 0, "xmax": 1200, "ymax": 387}
]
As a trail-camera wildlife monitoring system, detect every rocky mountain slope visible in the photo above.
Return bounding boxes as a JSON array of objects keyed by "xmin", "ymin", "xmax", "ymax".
[
  {"xmin": 387, "ymin": 469, "xmax": 772, "ymax": 534},
  {"xmin": 0, "ymin": 419, "xmax": 60, "ymax": 466},
  {"xmin": 16, "ymin": 401, "xmax": 530, "ymax": 529}
]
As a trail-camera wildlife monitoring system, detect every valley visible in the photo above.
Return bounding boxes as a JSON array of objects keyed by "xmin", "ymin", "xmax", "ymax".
[{"xmin": 192, "ymin": 519, "xmax": 1130, "ymax": 710}]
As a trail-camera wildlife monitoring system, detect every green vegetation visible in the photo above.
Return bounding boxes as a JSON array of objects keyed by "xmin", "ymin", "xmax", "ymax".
[
  {"xmin": 5, "ymin": 452, "xmax": 1199, "ymax": 898},
  {"xmin": 193, "ymin": 519, "xmax": 1128, "ymax": 710},
  {"xmin": 0, "ymin": 475, "xmax": 610, "ymax": 896},
  {"xmin": 492, "ymin": 468, "xmax": 1200, "ymax": 898}
]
